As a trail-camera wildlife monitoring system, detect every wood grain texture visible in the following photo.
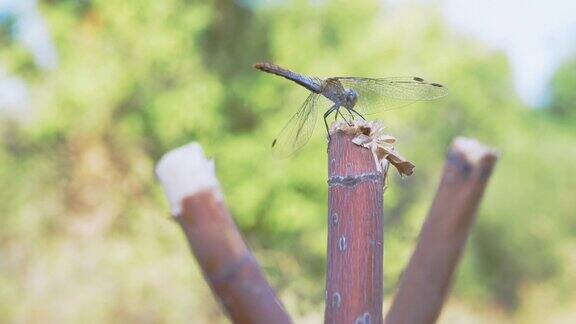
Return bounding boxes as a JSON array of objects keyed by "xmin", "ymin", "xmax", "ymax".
[
  {"xmin": 325, "ymin": 129, "xmax": 385, "ymax": 324},
  {"xmin": 179, "ymin": 190, "xmax": 292, "ymax": 324},
  {"xmin": 385, "ymin": 138, "xmax": 498, "ymax": 324}
]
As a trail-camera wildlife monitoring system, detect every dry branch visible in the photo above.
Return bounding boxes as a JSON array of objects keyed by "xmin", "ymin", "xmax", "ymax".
[
  {"xmin": 324, "ymin": 120, "xmax": 409, "ymax": 324},
  {"xmin": 156, "ymin": 143, "xmax": 291, "ymax": 324},
  {"xmin": 385, "ymin": 137, "xmax": 498, "ymax": 324}
]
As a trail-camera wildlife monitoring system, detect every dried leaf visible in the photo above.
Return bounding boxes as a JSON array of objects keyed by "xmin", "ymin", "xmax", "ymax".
[{"xmin": 332, "ymin": 119, "xmax": 415, "ymax": 176}]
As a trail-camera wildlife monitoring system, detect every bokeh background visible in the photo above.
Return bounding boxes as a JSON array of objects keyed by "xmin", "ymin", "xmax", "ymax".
[{"xmin": 1, "ymin": 0, "xmax": 575, "ymax": 322}]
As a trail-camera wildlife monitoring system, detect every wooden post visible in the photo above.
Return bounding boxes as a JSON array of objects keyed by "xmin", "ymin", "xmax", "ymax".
[
  {"xmin": 324, "ymin": 128, "xmax": 386, "ymax": 324},
  {"xmin": 156, "ymin": 143, "xmax": 292, "ymax": 324},
  {"xmin": 385, "ymin": 137, "xmax": 498, "ymax": 324}
]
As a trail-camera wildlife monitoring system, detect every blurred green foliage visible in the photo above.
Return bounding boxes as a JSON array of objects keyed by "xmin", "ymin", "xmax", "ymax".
[
  {"xmin": 0, "ymin": 0, "xmax": 575, "ymax": 322},
  {"xmin": 549, "ymin": 57, "xmax": 576, "ymax": 119}
]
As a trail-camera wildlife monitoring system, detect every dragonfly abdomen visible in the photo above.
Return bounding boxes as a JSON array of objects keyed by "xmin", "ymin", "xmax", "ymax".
[{"xmin": 254, "ymin": 62, "xmax": 322, "ymax": 93}]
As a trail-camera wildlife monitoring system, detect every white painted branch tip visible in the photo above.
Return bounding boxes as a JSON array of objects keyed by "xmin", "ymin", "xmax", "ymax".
[
  {"xmin": 155, "ymin": 142, "xmax": 221, "ymax": 216},
  {"xmin": 452, "ymin": 137, "xmax": 499, "ymax": 165}
]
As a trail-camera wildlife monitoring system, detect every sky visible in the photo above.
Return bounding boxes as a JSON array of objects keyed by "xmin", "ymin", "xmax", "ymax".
[
  {"xmin": 439, "ymin": 0, "xmax": 576, "ymax": 107},
  {"xmin": 0, "ymin": 0, "xmax": 56, "ymax": 120},
  {"xmin": 0, "ymin": 0, "xmax": 57, "ymax": 69}
]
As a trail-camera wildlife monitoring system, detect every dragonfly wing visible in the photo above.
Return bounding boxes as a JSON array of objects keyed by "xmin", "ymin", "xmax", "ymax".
[
  {"xmin": 272, "ymin": 92, "xmax": 320, "ymax": 157},
  {"xmin": 336, "ymin": 77, "xmax": 448, "ymax": 115}
]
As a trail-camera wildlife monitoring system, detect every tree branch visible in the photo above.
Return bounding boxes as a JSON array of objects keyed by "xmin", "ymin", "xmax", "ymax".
[
  {"xmin": 324, "ymin": 125, "xmax": 387, "ymax": 324},
  {"xmin": 156, "ymin": 143, "xmax": 292, "ymax": 324},
  {"xmin": 385, "ymin": 137, "xmax": 498, "ymax": 324}
]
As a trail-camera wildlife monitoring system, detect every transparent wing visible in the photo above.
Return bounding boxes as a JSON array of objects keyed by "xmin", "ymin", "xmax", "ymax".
[
  {"xmin": 335, "ymin": 76, "xmax": 448, "ymax": 115},
  {"xmin": 271, "ymin": 93, "xmax": 320, "ymax": 157}
]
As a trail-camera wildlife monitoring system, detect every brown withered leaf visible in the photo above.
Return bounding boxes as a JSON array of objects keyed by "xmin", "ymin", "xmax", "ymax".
[{"xmin": 333, "ymin": 119, "xmax": 415, "ymax": 177}]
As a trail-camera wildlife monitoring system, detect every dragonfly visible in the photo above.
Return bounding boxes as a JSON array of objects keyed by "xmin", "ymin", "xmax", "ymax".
[{"xmin": 254, "ymin": 62, "xmax": 448, "ymax": 157}]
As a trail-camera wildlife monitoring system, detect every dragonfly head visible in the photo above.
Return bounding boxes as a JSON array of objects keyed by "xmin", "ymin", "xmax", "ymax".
[{"xmin": 344, "ymin": 88, "xmax": 358, "ymax": 107}]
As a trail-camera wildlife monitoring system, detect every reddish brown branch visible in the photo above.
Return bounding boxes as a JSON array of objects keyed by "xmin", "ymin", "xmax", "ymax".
[
  {"xmin": 156, "ymin": 144, "xmax": 291, "ymax": 324},
  {"xmin": 324, "ymin": 129, "xmax": 385, "ymax": 324},
  {"xmin": 385, "ymin": 137, "xmax": 498, "ymax": 324},
  {"xmin": 178, "ymin": 191, "xmax": 291, "ymax": 324}
]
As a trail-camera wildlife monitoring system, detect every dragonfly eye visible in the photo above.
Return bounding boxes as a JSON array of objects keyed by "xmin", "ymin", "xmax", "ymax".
[{"xmin": 345, "ymin": 89, "xmax": 358, "ymax": 105}]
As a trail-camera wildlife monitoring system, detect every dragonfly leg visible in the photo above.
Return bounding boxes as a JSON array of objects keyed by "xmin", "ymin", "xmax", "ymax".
[
  {"xmin": 348, "ymin": 107, "xmax": 366, "ymax": 120},
  {"xmin": 337, "ymin": 108, "xmax": 352, "ymax": 126},
  {"xmin": 346, "ymin": 108, "xmax": 354, "ymax": 120},
  {"xmin": 324, "ymin": 105, "xmax": 338, "ymax": 137}
]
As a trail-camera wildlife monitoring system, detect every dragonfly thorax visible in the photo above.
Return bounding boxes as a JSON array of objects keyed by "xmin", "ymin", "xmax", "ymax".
[{"xmin": 321, "ymin": 79, "xmax": 358, "ymax": 109}]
